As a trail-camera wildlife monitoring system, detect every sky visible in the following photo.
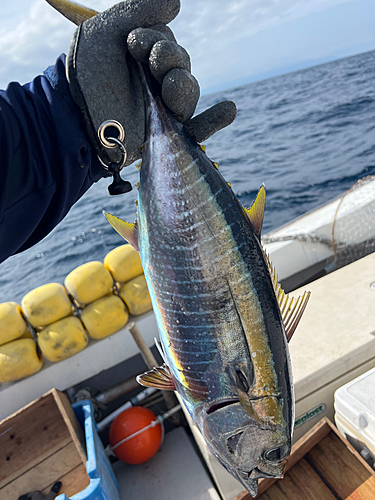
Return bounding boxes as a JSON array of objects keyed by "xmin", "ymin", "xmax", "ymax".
[{"xmin": 0, "ymin": 0, "xmax": 373, "ymax": 94}]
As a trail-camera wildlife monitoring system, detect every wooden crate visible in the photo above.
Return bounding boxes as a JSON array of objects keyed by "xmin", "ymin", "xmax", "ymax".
[
  {"xmin": 0, "ymin": 389, "xmax": 90, "ymax": 499},
  {"xmin": 234, "ymin": 417, "xmax": 375, "ymax": 500}
]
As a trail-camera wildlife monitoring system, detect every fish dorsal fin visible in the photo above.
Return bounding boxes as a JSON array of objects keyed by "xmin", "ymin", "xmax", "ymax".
[
  {"xmin": 103, "ymin": 211, "xmax": 138, "ymax": 250},
  {"xmin": 244, "ymin": 184, "xmax": 266, "ymax": 238},
  {"xmin": 136, "ymin": 364, "xmax": 176, "ymax": 391},
  {"xmin": 266, "ymin": 253, "xmax": 311, "ymax": 342}
]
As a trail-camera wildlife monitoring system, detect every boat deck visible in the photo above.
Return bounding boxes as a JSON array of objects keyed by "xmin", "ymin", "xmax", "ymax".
[{"xmin": 113, "ymin": 427, "xmax": 220, "ymax": 500}]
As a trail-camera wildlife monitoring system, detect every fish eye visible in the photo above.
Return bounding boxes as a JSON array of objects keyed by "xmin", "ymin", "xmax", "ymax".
[
  {"xmin": 263, "ymin": 445, "xmax": 290, "ymax": 463},
  {"xmin": 235, "ymin": 367, "xmax": 250, "ymax": 393}
]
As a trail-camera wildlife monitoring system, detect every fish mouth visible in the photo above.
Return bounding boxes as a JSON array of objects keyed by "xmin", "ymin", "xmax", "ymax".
[
  {"xmin": 239, "ymin": 467, "xmax": 282, "ymax": 480},
  {"xmin": 206, "ymin": 398, "xmax": 240, "ymax": 415},
  {"xmin": 235, "ymin": 470, "xmax": 258, "ymax": 497}
]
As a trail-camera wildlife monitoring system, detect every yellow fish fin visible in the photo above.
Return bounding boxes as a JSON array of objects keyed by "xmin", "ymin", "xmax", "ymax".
[
  {"xmin": 212, "ymin": 162, "xmax": 219, "ymax": 170},
  {"xmin": 46, "ymin": 0, "xmax": 98, "ymax": 25},
  {"xmin": 103, "ymin": 211, "xmax": 138, "ymax": 251},
  {"xmin": 244, "ymin": 184, "xmax": 266, "ymax": 238},
  {"xmin": 137, "ymin": 364, "xmax": 176, "ymax": 391},
  {"xmin": 199, "ymin": 144, "xmax": 207, "ymax": 153},
  {"xmin": 239, "ymin": 394, "xmax": 262, "ymax": 423},
  {"xmin": 266, "ymin": 254, "xmax": 311, "ymax": 342}
]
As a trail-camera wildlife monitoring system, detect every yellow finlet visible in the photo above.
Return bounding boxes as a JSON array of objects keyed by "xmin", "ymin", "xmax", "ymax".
[
  {"xmin": 45, "ymin": 0, "xmax": 98, "ymax": 25},
  {"xmin": 135, "ymin": 161, "xmax": 142, "ymax": 171},
  {"xmin": 103, "ymin": 212, "xmax": 138, "ymax": 250},
  {"xmin": 199, "ymin": 144, "xmax": 207, "ymax": 153},
  {"xmin": 266, "ymin": 253, "xmax": 310, "ymax": 342},
  {"xmin": 227, "ymin": 182, "xmax": 231, "ymax": 188},
  {"xmin": 212, "ymin": 162, "xmax": 219, "ymax": 170},
  {"xmin": 244, "ymin": 184, "xmax": 266, "ymax": 238}
]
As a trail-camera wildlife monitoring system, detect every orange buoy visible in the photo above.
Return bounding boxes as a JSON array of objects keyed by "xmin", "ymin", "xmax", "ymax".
[{"xmin": 109, "ymin": 406, "xmax": 163, "ymax": 464}]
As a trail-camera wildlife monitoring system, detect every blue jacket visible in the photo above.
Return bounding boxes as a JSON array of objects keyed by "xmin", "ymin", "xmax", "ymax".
[{"xmin": 0, "ymin": 55, "xmax": 107, "ymax": 263}]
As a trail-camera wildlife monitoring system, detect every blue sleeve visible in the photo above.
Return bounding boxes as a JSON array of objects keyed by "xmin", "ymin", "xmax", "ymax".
[{"xmin": 0, "ymin": 54, "xmax": 108, "ymax": 263}]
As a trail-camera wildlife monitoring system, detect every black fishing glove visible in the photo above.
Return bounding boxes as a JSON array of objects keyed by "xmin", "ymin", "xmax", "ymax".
[{"xmin": 64, "ymin": 0, "xmax": 237, "ymax": 172}]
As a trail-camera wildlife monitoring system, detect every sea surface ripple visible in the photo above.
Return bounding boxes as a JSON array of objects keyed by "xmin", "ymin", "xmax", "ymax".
[{"xmin": 1, "ymin": 51, "xmax": 375, "ymax": 304}]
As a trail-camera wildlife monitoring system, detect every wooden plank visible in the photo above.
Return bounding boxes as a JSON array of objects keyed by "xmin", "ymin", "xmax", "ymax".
[
  {"xmin": 326, "ymin": 416, "xmax": 375, "ymax": 476},
  {"xmin": 352, "ymin": 478, "xmax": 375, "ymax": 500},
  {"xmin": 41, "ymin": 464, "xmax": 90, "ymax": 498},
  {"xmin": 260, "ymin": 458, "xmax": 337, "ymax": 500},
  {"xmin": 52, "ymin": 389, "xmax": 86, "ymax": 465},
  {"xmin": 0, "ymin": 392, "xmax": 74, "ymax": 488},
  {"xmin": 0, "ymin": 441, "xmax": 87, "ymax": 498},
  {"xmin": 306, "ymin": 431, "xmax": 375, "ymax": 499},
  {"xmin": 0, "ymin": 389, "xmax": 87, "ymax": 490}
]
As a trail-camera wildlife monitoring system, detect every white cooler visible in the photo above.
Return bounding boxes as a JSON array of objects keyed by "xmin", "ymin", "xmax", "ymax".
[{"xmin": 334, "ymin": 367, "xmax": 375, "ymax": 466}]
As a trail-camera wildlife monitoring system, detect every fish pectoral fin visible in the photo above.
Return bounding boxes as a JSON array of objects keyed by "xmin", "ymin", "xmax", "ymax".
[
  {"xmin": 239, "ymin": 394, "xmax": 262, "ymax": 423},
  {"xmin": 265, "ymin": 253, "xmax": 311, "ymax": 342},
  {"xmin": 136, "ymin": 364, "xmax": 176, "ymax": 391},
  {"xmin": 103, "ymin": 211, "xmax": 138, "ymax": 250},
  {"xmin": 244, "ymin": 184, "xmax": 266, "ymax": 238}
]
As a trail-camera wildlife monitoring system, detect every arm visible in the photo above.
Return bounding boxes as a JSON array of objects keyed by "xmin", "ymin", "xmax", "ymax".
[{"xmin": 0, "ymin": 55, "xmax": 106, "ymax": 263}]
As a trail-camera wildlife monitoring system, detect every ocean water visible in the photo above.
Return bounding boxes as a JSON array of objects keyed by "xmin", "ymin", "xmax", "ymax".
[{"xmin": 1, "ymin": 50, "xmax": 375, "ymax": 304}]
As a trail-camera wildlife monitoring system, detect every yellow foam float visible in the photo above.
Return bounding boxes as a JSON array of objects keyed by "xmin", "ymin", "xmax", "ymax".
[
  {"xmin": 81, "ymin": 294, "xmax": 129, "ymax": 339},
  {"xmin": 65, "ymin": 261, "xmax": 113, "ymax": 305},
  {"xmin": 38, "ymin": 316, "xmax": 88, "ymax": 362},
  {"xmin": 21, "ymin": 283, "xmax": 73, "ymax": 328},
  {"xmin": 104, "ymin": 244, "xmax": 143, "ymax": 283},
  {"xmin": 0, "ymin": 338, "xmax": 43, "ymax": 383},
  {"xmin": 120, "ymin": 274, "xmax": 152, "ymax": 316},
  {"xmin": 0, "ymin": 244, "xmax": 156, "ymax": 382},
  {"xmin": 0, "ymin": 302, "xmax": 28, "ymax": 346}
]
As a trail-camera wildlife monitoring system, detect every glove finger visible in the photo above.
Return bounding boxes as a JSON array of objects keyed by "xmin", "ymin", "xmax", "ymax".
[
  {"xmin": 127, "ymin": 26, "xmax": 176, "ymax": 63},
  {"xmin": 150, "ymin": 40, "xmax": 191, "ymax": 83},
  {"xmin": 184, "ymin": 101, "xmax": 237, "ymax": 143},
  {"xmin": 151, "ymin": 24, "xmax": 177, "ymax": 42},
  {"xmin": 162, "ymin": 68, "xmax": 200, "ymax": 121},
  {"xmin": 105, "ymin": 0, "xmax": 180, "ymax": 31}
]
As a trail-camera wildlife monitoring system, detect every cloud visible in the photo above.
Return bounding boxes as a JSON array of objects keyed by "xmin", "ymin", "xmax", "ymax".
[
  {"xmin": 0, "ymin": 0, "xmax": 73, "ymax": 88},
  {"xmin": 0, "ymin": 0, "xmax": 113, "ymax": 89},
  {"xmin": 169, "ymin": 0, "xmax": 356, "ymax": 89}
]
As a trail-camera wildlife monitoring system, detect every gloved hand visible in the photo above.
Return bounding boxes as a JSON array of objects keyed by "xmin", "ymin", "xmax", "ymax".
[{"xmin": 49, "ymin": 0, "xmax": 237, "ymax": 172}]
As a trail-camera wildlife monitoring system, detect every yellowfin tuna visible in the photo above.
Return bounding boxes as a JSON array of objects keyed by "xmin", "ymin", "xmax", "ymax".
[{"xmin": 106, "ymin": 70, "xmax": 310, "ymax": 495}]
